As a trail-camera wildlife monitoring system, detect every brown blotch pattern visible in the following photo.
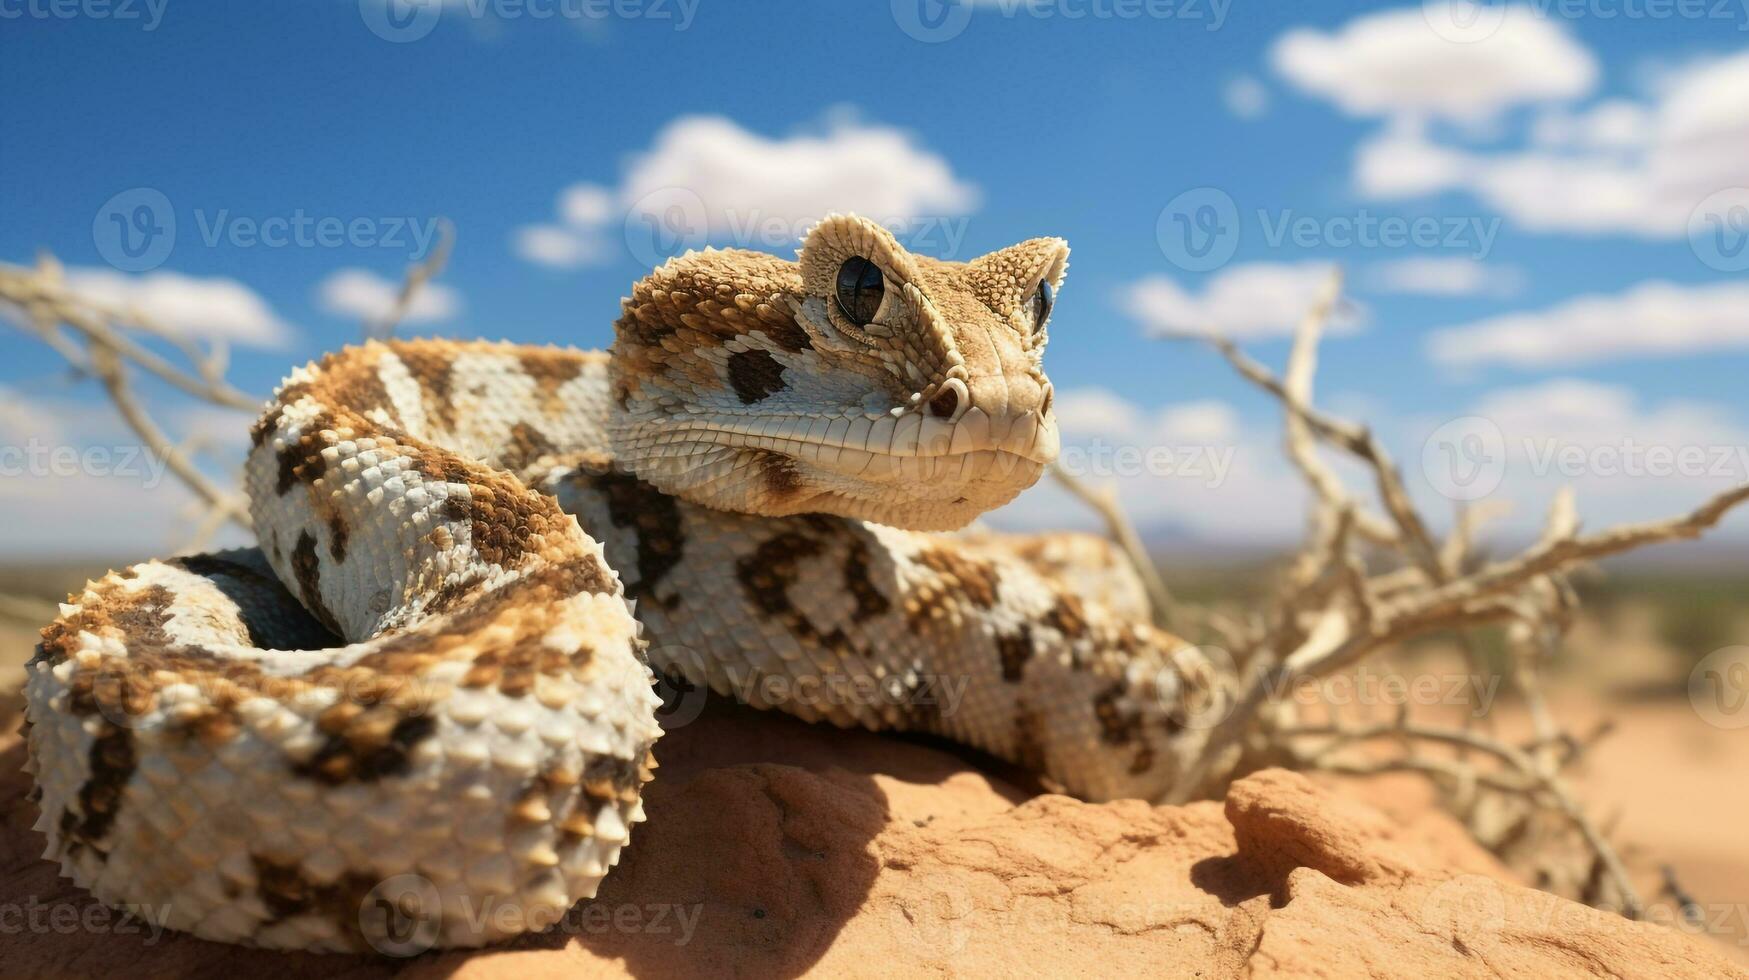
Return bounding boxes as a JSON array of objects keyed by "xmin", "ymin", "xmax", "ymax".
[
  {"xmin": 396, "ymin": 345, "xmax": 457, "ymax": 432},
  {"xmin": 1043, "ymin": 592, "xmax": 1090, "ymax": 640},
  {"xmin": 251, "ymin": 855, "xmax": 381, "ymax": 943},
  {"xmin": 274, "ymin": 412, "xmax": 335, "ymax": 497},
  {"xmin": 327, "ymin": 514, "xmax": 350, "ymax": 563},
  {"xmin": 916, "ymin": 548, "xmax": 1000, "ymax": 608},
  {"xmin": 1092, "ymin": 682, "xmax": 1155, "ymax": 776},
  {"xmin": 761, "ymin": 311, "xmax": 813, "ymax": 354},
  {"xmin": 60, "ymin": 723, "xmax": 135, "ymax": 856},
  {"xmin": 250, "ymin": 381, "xmax": 312, "ymax": 449},
  {"xmin": 906, "ymin": 547, "xmax": 1002, "ymax": 631},
  {"xmin": 517, "ymin": 348, "xmax": 588, "ymax": 415},
  {"xmin": 726, "ymin": 348, "xmax": 788, "ymax": 404},
  {"xmin": 412, "ymin": 449, "xmax": 571, "ymax": 570},
  {"xmin": 736, "ymin": 531, "xmax": 861, "ymax": 661},
  {"xmin": 996, "ymin": 627, "xmax": 1035, "ymax": 683},
  {"xmin": 590, "ymin": 466, "xmax": 685, "ymax": 603},
  {"xmin": 291, "ymin": 531, "xmax": 342, "ymax": 634},
  {"xmin": 502, "ymin": 421, "xmax": 559, "ymax": 476},
  {"xmin": 294, "ymin": 713, "xmax": 437, "ymax": 785},
  {"xmin": 842, "ymin": 537, "xmax": 890, "ymax": 623}
]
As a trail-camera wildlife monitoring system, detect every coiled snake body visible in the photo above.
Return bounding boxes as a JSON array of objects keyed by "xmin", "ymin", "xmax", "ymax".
[{"xmin": 24, "ymin": 216, "xmax": 1222, "ymax": 952}]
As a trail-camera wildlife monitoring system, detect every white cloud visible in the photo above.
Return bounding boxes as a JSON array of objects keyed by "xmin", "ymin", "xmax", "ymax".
[
  {"xmin": 559, "ymin": 183, "xmax": 616, "ymax": 226},
  {"xmin": 512, "ymin": 225, "xmax": 609, "ymax": 269},
  {"xmin": 315, "ymin": 268, "xmax": 461, "ymax": 324},
  {"xmin": 514, "ymin": 113, "xmax": 979, "ymax": 267},
  {"xmin": 1530, "ymin": 99, "xmax": 1652, "ymax": 151},
  {"xmin": 1353, "ymin": 49, "xmax": 1749, "ymax": 237},
  {"xmin": 58, "ymin": 268, "xmax": 294, "ymax": 349},
  {"xmin": 1271, "ymin": 4, "xmax": 1595, "ymax": 121},
  {"xmin": 1411, "ymin": 379, "xmax": 1749, "ymax": 537},
  {"xmin": 1123, "ymin": 263, "xmax": 1366, "ymax": 340},
  {"xmin": 1364, "ymin": 257, "xmax": 1524, "ymax": 298},
  {"xmin": 1223, "ymin": 75, "xmax": 1269, "ymax": 119},
  {"xmin": 1428, "ymin": 279, "xmax": 1749, "ymax": 368},
  {"xmin": 1352, "ymin": 117, "xmax": 1474, "ymax": 198},
  {"xmin": 995, "ymin": 387, "xmax": 1307, "ymax": 543}
]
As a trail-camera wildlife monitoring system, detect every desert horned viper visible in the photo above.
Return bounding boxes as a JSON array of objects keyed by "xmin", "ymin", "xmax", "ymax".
[{"xmin": 24, "ymin": 215, "xmax": 1224, "ymax": 952}]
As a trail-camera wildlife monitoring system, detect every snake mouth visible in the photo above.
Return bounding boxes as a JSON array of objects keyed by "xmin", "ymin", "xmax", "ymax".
[{"xmin": 667, "ymin": 408, "xmax": 1061, "ymax": 472}]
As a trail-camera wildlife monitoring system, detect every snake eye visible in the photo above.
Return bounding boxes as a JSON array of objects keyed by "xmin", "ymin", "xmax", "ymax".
[
  {"xmin": 835, "ymin": 256, "xmax": 885, "ymax": 326},
  {"xmin": 1030, "ymin": 279, "xmax": 1055, "ymax": 334}
]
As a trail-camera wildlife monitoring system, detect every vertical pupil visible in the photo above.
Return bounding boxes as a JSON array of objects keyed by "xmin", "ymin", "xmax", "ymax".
[
  {"xmin": 1033, "ymin": 280, "xmax": 1054, "ymax": 329},
  {"xmin": 835, "ymin": 257, "xmax": 885, "ymax": 325}
]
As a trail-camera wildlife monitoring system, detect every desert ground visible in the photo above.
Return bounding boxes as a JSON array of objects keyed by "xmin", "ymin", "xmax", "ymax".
[{"xmin": 1, "ymin": 555, "xmax": 1745, "ymax": 974}]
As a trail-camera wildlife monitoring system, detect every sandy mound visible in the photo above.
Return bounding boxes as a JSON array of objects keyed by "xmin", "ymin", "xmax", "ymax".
[{"xmin": 0, "ymin": 695, "xmax": 1740, "ymax": 978}]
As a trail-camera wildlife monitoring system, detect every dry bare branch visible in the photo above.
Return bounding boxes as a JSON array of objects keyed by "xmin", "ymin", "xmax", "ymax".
[
  {"xmin": 367, "ymin": 218, "xmax": 454, "ymax": 340},
  {"xmin": 1119, "ymin": 267, "xmax": 1749, "ymax": 917},
  {"xmin": 1049, "ymin": 463, "xmax": 1178, "ymax": 630}
]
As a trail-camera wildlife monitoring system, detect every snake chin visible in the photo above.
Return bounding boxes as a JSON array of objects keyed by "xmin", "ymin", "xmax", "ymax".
[{"xmin": 611, "ymin": 406, "xmax": 1061, "ymax": 532}]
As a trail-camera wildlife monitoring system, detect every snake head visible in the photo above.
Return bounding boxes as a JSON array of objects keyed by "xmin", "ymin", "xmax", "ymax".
[{"xmin": 608, "ymin": 213, "xmax": 1064, "ymax": 531}]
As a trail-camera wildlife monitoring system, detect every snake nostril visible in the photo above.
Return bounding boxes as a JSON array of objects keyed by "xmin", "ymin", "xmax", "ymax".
[{"xmin": 928, "ymin": 386, "xmax": 960, "ymax": 419}]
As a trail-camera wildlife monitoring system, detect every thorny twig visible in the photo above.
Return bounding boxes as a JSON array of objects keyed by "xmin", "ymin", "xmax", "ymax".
[
  {"xmin": 1072, "ymin": 268, "xmax": 1749, "ymax": 919},
  {"xmin": 0, "ymin": 256, "xmax": 260, "ymax": 543}
]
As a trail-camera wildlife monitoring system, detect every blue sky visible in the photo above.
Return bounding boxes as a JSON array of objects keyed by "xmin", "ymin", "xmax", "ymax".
[{"xmin": 4, "ymin": 0, "xmax": 1749, "ymax": 556}]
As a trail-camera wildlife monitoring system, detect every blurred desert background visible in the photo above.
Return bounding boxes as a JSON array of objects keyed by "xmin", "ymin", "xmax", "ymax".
[{"xmin": 6, "ymin": 0, "xmax": 1749, "ymax": 971}]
